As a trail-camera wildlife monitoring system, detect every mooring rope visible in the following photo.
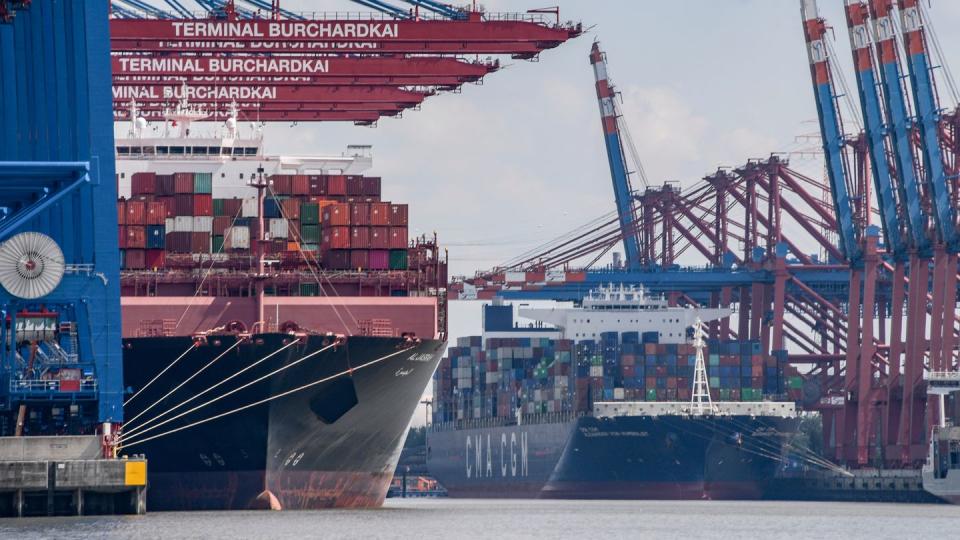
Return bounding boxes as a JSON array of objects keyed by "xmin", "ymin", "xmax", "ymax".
[
  {"xmin": 122, "ymin": 338, "xmax": 302, "ymax": 438},
  {"xmin": 124, "ymin": 338, "xmax": 243, "ymax": 428},
  {"xmin": 118, "ymin": 345, "xmax": 413, "ymax": 450},
  {"xmin": 119, "ymin": 340, "xmax": 342, "ymax": 444},
  {"xmin": 123, "ymin": 341, "xmax": 198, "ymax": 407}
]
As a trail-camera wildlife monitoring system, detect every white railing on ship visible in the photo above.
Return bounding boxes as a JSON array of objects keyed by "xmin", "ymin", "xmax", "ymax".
[
  {"xmin": 9, "ymin": 379, "xmax": 98, "ymax": 393},
  {"xmin": 430, "ymin": 410, "xmax": 582, "ymax": 432}
]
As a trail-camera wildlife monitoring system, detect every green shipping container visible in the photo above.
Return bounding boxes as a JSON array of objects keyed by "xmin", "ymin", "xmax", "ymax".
[
  {"xmin": 303, "ymin": 243, "xmax": 319, "ymax": 252},
  {"xmin": 389, "ymin": 249, "xmax": 408, "ymax": 270},
  {"xmin": 193, "ymin": 172, "xmax": 213, "ymax": 194},
  {"xmin": 645, "ymin": 388, "xmax": 657, "ymax": 401},
  {"xmin": 300, "ymin": 283, "xmax": 319, "ymax": 296},
  {"xmin": 213, "ymin": 198, "xmax": 226, "ymax": 216},
  {"xmin": 301, "ymin": 203, "xmax": 319, "ymax": 225},
  {"xmin": 788, "ymin": 376, "xmax": 803, "ymax": 389},
  {"xmin": 301, "ymin": 224, "xmax": 320, "ymax": 243},
  {"xmin": 212, "ymin": 235, "xmax": 224, "ymax": 252}
]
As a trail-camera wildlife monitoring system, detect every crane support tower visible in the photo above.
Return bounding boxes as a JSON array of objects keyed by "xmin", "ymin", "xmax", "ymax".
[
  {"xmin": 0, "ymin": 0, "xmax": 123, "ymax": 454},
  {"xmin": 590, "ymin": 42, "xmax": 640, "ymax": 270}
]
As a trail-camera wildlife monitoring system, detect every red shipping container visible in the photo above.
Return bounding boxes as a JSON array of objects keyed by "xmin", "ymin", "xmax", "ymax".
[
  {"xmin": 369, "ymin": 202, "xmax": 390, "ymax": 225},
  {"xmin": 345, "ymin": 175, "xmax": 363, "ymax": 196},
  {"xmin": 213, "ymin": 216, "xmax": 233, "ymax": 236},
  {"xmin": 145, "ymin": 249, "xmax": 166, "ymax": 269},
  {"xmin": 322, "ymin": 203, "xmax": 350, "ymax": 226},
  {"xmin": 308, "ymin": 175, "xmax": 328, "ymax": 195},
  {"xmin": 125, "ymin": 226, "xmax": 147, "ymax": 249},
  {"xmin": 360, "ymin": 176, "xmax": 381, "ymax": 196},
  {"xmin": 174, "ymin": 172, "xmax": 194, "ymax": 194},
  {"xmin": 191, "ymin": 231, "xmax": 211, "ymax": 252},
  {"xmin": 155, "ymin": 196, "xmax": 175, "ymax": 218},
  {"xmin": 166, "ymin": 231, "xmax": 192, "ymax": 253},
  {"xmin": 173, "ymin": 194, "xmax": 193, "ymax": 216},
  {"xmin": 368, "ymin": 250, "xmax": 389, "ymax": 270},
  {"xmin": 125, "ymin": 249, "xmax": 146, "ymax": 270},
  {"xmin": 193, "ymin": 194, "xmax": 213, "ymax": 216},
  {"xmin": 117, "ymin": 200, "xmax": 126, "ymax": 225},
  {"xmin": 118, "ymin": 226, "xmax": 126, "ymax": 249},
  {"xmin": 272, "ymin": 174, "xmax": 293, "ymax": 195},
  {"xmin": 131, "ymin": 172, "xmax": 157, "ymax": 195},
  {"xmin": 292, "ymin": 175, "xmax": 309, "ymax": 195},
  {"xmin": 323, "ymin": 249, "xmax": 350, "ymax": 270},
  {"xmin": 350, "ymin": 249, "xmax": 369, "ymax": 269},
  {"xmin": 327, "ymin": 175, "xmax": 347, "ymax": 195},
  {"xmin": 322, "ymin": 226, "xmax": 351, "ymax": 249},
  {"xmin": 146, "ymin": 201, "xmax": 167, "ymax": 225},
  {"xmin": 60, "ymin": 380, "xmax": 81, "ymax": 392},
  {"xmin": 350, "ymin": 203, "xmax": 371, "ymax": 225},
  {"xmin": 156, "ymin": 174, "xmax": 175, "ymax": 195},
  {"xmin": 281, "ymin": 198, "xmax": 301, "ymax": 220},
  {"xmin": 388, "ymin": 227, "xmax": 407, "ymax": 249},
  {"xmin": 350, "ymin": 226, "xmax": 370, "ymax": 249},
  {"xmin": 222, "ymin": 197, "xmax": 243, "ymax": 217},
  {"xmin": 370, "ymin": 227, "xmax": 390, "ymax": 249},
  {"xmin": 388, "ymin": 204, "xmax": 409, "ymax": 226},
  {"xmin": 125, "ymin": 200, "xmax": 146, "ymax": 225}
]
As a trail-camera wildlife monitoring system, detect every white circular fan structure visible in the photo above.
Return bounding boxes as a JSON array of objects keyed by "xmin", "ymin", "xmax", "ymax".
[{"xmin": 0, "ymin": 232, "xmax": 66, "ymax": 299}]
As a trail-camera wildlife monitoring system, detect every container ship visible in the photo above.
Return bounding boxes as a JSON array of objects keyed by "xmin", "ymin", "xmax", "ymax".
[
  {"xmin": 427, "ymin": 286, "xmax": 800, "ymax": 499},
  {"xmin": 114, "ymin": 104, "xmax": 447, "ymax": 510}
]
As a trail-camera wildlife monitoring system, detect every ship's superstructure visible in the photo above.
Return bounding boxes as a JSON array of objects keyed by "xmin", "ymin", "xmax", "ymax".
[{"xmin": 518, "ymin": 283, "xmax": 731, "ymax": 344}]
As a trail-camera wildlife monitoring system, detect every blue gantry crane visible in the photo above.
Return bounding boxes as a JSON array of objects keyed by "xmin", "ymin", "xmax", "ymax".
[
  {"xmin": 0, "ymin": 0, "xmax": 123, "ymax": 450},
  {"xmin": 589, "ymin": 42, "xmax": 642, "ymax": 271}
]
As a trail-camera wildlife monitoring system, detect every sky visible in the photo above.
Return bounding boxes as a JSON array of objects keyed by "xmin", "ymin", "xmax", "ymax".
[{"xmin": 248, "ymin": 0, "xmax": 960, "ymax": 279}]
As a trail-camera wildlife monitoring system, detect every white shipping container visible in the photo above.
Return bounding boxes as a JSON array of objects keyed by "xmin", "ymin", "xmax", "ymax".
[
  {"xmin": 505, "ymin": 271, "xmax": 525, "ymax": 283},
  {"xmin": 269, "ymin": 218, "xmax": 289, "ymax": 239},
  {"xmin": 223, "ymin": 226, "xmax": 250, "ymax": 250},
  {"xmin": 614, "ymin": 388, "xmax": 625, "ymax": 400},
  {"xmin": 164, "ymin": 218, "xmax": 176, "ymax": 231},
  {"xmin": 546, "ymin": 269, "xmax": 566, "ymax": 282},
  {"xmin": 590, "ymin": 366, "xmax": 603, "ymax": 377},
  {"xmin": 173, "ymin": 216, "xmax": 193, "ymax": 232},
  {"xmin": 193, "ymin": 216, "xmax": 214, "ymax": 232},
  {"xmin": 241, "ymin": 197, "xmax": 259, "ymax": 218}
]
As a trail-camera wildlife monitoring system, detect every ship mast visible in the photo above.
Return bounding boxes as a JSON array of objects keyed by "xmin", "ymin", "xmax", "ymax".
[{"xmin": 690, "ymin": 318, "xmax": 714, "ymax": 415}]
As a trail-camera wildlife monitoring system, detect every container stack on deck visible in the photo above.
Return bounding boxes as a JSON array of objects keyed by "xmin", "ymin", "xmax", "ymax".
[
  {"xmin": 433, "ymin": 333, "xmax": 802, "ymax": 423},
  {"xmin": 117, "ymin": 173, "xmax": 411, "ymax": 273}
]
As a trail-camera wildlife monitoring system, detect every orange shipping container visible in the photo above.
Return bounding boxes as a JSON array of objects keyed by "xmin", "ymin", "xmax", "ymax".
[
  {"xmin": 322, "ymin": 226, "xmax": 350, "ymax": 249},
  {"xmin": 146, "ymin": 201, "xmax": 167, "ymax": 225},
  {"xmin": 281, "ymin": 198, "xmax": 300, "ymax": 220},
  {"xmin": 125, "ymin": 226, "xmax": 147, "ymax": 249},
  {"xmin": 351, "ymin": 203, "xmax": 371, "ymax": 225},
  {"xmin": 350, "ymin": 226, "xmax": 370, "ymax": 249},
  {"xmin": 370, "ymin": 227, "xmax": 390, "ymax": 249},
  {"xmin": 388, "ymin": 227, "xmax": 407, "ymax": 249},
  {"xmin": 369, "ymin": 202, "xmax": 390, "ymax": 226},
  {"xmin": 322, "ymin": 203, "xmax": 350, "ymax": 226},
  {"xmin": 125, "ymin": 201, "xmax": 146, "ymax": 225}
]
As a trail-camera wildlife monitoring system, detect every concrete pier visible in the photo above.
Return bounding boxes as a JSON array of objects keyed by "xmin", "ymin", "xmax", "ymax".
[{"xmin": 0, "ymin": 436, "xmax": 146, "ymax": 517}]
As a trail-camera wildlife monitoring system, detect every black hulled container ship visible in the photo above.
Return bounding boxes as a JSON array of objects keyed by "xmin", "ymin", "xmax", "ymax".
[
  {"xmin": 427, "ymin": 286, "xmax": 799, "ymax": 499},
  {"xmin": 115, "ymin": 107, "xmax": 447, "ymax": 510}
]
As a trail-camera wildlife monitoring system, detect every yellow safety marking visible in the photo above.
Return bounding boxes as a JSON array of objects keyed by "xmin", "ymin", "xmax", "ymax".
[{"xmin": 124, "ymin": 461, "xmax": 147, "ymax": 486}]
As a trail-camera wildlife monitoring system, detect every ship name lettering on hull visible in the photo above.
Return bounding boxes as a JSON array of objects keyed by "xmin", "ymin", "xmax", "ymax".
[{"xmin": 465, "ymin": 431, "xmax": 527, "ymax": 479}]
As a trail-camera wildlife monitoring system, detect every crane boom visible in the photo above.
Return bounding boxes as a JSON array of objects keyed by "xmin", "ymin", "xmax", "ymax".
[
  {"xmin": 590, "ymin": 42, "xmax": 640, "ymax": 270},
  {"xmin": 844, "ymin": 0, "xmax": 905, "ymax": 258},
  {"xmin": 899, "ymin": 0, "xmax": 957, "ymax": 250},
  {"xmin": 868, "ymin": 0, "xmax": 929, "ymax": 254},
  {"xmin": 801, "ymin": 0, "xmax": 861, "ymax": 263}
]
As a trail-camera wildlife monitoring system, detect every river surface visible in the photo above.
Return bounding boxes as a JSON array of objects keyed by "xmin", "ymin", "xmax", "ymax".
[{"xmin": 3, "ymin": 498, "xmax": 960, "ymax": 539}]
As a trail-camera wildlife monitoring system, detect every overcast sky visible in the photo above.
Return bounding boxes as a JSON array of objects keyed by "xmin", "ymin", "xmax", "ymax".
[{"xmin": 248, "ymin": 0, "xmax": 960, "ymax": 279}]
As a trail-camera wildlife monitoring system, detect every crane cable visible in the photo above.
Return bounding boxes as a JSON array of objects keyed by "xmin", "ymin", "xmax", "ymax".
[
  {"xmin": 121, "ymin": 337, "xmax": 301, "ymax": 438},
  {"xmin": 123, "ymin": 338, "xmax": 244, "ymax": 429},
  {"xmin": 118, "ymin": 344, "xmax": 414, "ymax": 450},
  {"xmin": 123, "ymin": 341, "xmax": 198, "ymax": 406}
]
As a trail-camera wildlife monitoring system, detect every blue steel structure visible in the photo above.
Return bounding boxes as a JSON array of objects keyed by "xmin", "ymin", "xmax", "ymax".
[
  {"xmin": 590, "ymin": 42, "xmax": 641, "ymax": 271},
  {"xmin": 0, "ymin": 1, "xmax": 123, "ymax": 441},
  {"xmin": 801, "ymin": 0, "xmax": 861, "ymax": 264}
]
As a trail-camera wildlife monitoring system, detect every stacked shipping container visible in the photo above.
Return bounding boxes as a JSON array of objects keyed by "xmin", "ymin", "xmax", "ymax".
[
  {"xmin": 432, "ymin": 333, "xmax": 803, "ymax": 423},
  {"xmin": 118, "ymin": 172, "xmax": 411, "ymax": 273}
]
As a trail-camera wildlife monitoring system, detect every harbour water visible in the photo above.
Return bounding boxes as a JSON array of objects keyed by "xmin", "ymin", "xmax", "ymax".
[{"xmin": 4, "ymin": 499, "xmax": 960, "ymax": 539}]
